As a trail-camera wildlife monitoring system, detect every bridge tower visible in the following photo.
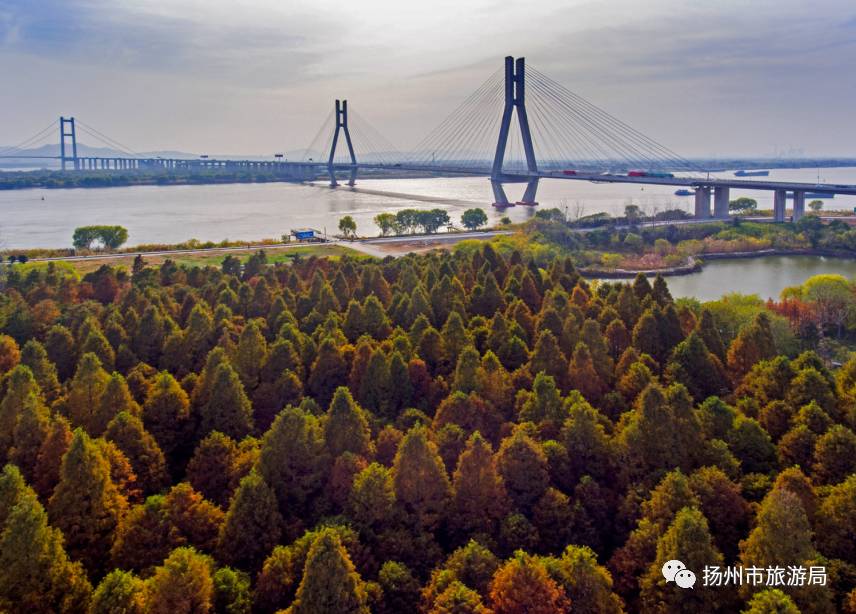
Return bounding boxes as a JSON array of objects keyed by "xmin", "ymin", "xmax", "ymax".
[
  {"xmin": 328, "ymin": 100, "xmax": 357, "ymax": 187},
  {"xmin": 59, "ymin": 116, "xmax": 79, "ymax": 171},
  {"xmin": 491, "ymin": 56, "xmax": 539, "ymax": 207}
]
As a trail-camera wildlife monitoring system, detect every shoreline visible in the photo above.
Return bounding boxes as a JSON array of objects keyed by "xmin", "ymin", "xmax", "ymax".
[{"xmin": 580, "ymin": 248, "xmax": 856, "ymax": 279}]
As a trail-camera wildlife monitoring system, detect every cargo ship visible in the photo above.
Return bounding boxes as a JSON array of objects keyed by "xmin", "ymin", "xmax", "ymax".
[{"xmin": 734, "ymin": 170, "xmax": 770, "ymax": 177}]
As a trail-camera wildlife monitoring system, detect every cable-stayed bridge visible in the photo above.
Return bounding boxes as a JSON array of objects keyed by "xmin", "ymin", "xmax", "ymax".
[{"xmin": 3, "ymin": 56, "xmax": 856, "ymax": 222}]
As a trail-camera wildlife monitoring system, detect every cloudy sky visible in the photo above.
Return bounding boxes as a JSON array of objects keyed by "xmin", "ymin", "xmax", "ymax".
[{"xmin": 1, "ymin": 0, "xmax": 855, "ymax": 157}]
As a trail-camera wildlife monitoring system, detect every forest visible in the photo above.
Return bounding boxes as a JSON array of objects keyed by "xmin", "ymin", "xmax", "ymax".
[{"xmin": 0, "ymin": 243, "xmax": 854, "ymax": 613}]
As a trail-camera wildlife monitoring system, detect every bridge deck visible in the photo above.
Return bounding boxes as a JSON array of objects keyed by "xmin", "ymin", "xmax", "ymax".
[{"xmin": 5, "ymin": 155, "xmax": 856, "ymax": 195}]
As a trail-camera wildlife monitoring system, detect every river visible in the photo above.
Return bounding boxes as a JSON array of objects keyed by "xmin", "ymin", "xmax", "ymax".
[{"xmin": 1, "ymin": 166, "xmax": 855, "ymax": 300}]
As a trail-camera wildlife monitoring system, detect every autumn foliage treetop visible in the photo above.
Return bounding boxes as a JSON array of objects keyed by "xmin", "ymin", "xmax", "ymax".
[{"xmin": 0, "ymin": 247, "xmax": 853, "ymax": 613}]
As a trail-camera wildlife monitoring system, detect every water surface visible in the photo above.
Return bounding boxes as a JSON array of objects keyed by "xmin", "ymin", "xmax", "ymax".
[
  {"xmin": 1, "ymin": 166, "xmax": 854, "ymax": 249},
  {"xmin": 663, "ymin": 255, "xmax": 856, "ymax": 302}
]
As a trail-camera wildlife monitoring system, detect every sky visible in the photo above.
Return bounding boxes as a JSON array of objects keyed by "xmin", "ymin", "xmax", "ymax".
[{"xmin": 1, "ymin": 0, "xmax": 855, "ymax": 158}]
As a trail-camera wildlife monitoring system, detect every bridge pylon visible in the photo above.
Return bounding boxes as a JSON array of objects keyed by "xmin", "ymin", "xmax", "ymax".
[
  {"xmin": 60, "ymin": 116, "xmax": 79, "ymax": 171},
  {"xmin": 491, "ymin": 56, "xmax": 539, "ymax": 207},
  {"xmin": 327, "ymin": 100, "xmax": 357, "ymax": 187}
]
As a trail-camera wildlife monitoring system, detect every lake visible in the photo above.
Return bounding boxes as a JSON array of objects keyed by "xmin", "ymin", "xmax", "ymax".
[{"xmin": 663, "ymin": 255, "xmax": 856, "ymax": 302}]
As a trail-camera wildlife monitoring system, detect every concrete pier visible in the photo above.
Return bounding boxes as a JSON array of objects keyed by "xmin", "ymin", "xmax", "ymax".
[
  {"xmin": 694, "ymin": 186, "xmax": 711, "ymax": 218},
  {"xmin": 713, "ymin": 186, "xmax": 730, "ymax": 219},
  {"xmin": 773, "ymin": 189, "xmax": 787, "ymax": 222},
  {"xmin": 792, "ymin": 191, "xmax": 805, "ymax": 222}
]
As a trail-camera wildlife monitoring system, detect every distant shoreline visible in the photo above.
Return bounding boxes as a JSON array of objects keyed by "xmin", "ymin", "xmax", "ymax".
[{"xmin": 2, "ymin": 159, "xmax": 856, "ymax": 190}]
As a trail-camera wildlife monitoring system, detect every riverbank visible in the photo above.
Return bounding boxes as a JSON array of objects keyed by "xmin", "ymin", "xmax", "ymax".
[
  {"xmin": 578, "ymin": 248, "xmax": 856, "ymax": 279},
  {"xmin": 11, "ymin": 229, "xmax": 510, "ymax": 273},
  {"xmin": 580, "ymin": 257, "xmax": 701, "ymax": 278}
]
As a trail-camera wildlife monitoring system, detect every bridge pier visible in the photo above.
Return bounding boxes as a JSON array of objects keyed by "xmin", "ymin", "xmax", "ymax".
[
  {"xmin": 792, "ymin": 190, "xmax": 805, "ymax": 222},
  {"xmin": 713, "ymin": 186, "xmax": 730, "ymax": 219},
  {"xmin": 773, "ymin": 189, "xmax": 787, "ymax": 222},
  {"xmin": 491, "ymin": 181, "xmax": 511, "ymax": 207},
  {"xmin": 518, "ymin": 178, "xmax": 539, "ymax": 206},
  {"xmin": 694, "ymin": 186, "xmax": 711, "ymax": 218}
]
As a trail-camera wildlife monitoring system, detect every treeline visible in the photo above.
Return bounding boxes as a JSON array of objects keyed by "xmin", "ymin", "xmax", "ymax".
[
  {"xmin": 0, "ymin": 245, "xmax": 854, "ymax": 612},
  {"xmin": 0, "ymin": 169, "xmax": 307, "ymax": 190}
]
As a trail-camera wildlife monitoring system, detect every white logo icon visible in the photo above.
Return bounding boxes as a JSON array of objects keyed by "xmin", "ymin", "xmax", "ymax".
[{"xmin": 662, "ymin": 560, "xmax": 696, "ymax": 589}]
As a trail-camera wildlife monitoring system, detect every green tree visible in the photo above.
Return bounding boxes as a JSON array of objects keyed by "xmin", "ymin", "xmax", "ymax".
[
  {"xmin": 814, "ymin": 475, "xmax": 856, "ymax": 562},
  {"xmin": 339, "ymin": 215, "xmax": 357, "ymax": 239},
  {"xmin": 545, "ymin": 545, "xmax": 624, "ymax": 614},
  {"xmin": 105, "ymin": 411, "xmax": 169, "ymax": 495},
  {"xmin": 496, "ymin": 429, "xmax": 549, "ymax": 514},
  {"xmin": 812, "ymin": 425, "xmax": 856, "ymax": 484},
  {"xmin": 807, "ymin": 199, "xmax": 823, "ymax": 212},
  {"xmin": 358, "ymin": 349, "xmax": 391, "ymax": 415},
  {"xmin": 727, "ymin": 312, "xmax": 777, "ymax": 376},
  {"xmin": 218, "ymin": 471, "xmax": 283, "ymax": 571},
  {"xmin": 8, "ymin": 392, "xmax": 50, "ymax": 481},
  {"xmin": 377, "ymin": 560, "xmax": 420, "ymax": 614},
  {"xmin": 619, "ymin": 382, "xmax": 704, "ymax": 480},
  {"xmin": 348, "ymin": 462, "xmax": 395, "ymax": 530},
  {"xmin": 81, "ymin": 327, "xmax": 116, "ymax": 372},
  {"xmin": 45, "ymin": 324, "xmax": 76, "ymax": 381},
  {"xmin": 143, "ymin": 371, "xmax": 190, "ymax": 466},
  {"xmin": 65, "ymin": 352, "xmax": 110, "ymax": 433},
  {"xmin": 461, "ymin": 208, "xmax": 489, "ymax": 230},
  {"xmin": 308, "ymin": 338, "xmax": 348, "ymax": 408},
  {"xmin": 146, "ymin": 547, "xmax": 215, "ymax": 614},
  {"xmin": 374, "ymin": 213, "xmax": 397, "ymax": 236},
  {"xmin": 520, "ymin": 372, "xmax": 565, "ymax": 426},
  {"xmin": 186, "ymin": 431, "xmax": 242, "ymax": 507},
  {"xmin": 640, "ymin": 507, "xmax": 725, "ymax": 613},
  {"xmin": 695, "ymin": 309, "xmax": 727, "ymax": 362},
  {"xmin": 666, "ymin": 331, "xmax": 729, "ymax": 401},
  {"xmin": 48, "ymin": 429, "xmax": 127, "ymax": 576},
  {"xmin": 429, "ymin": 581, "xmax": 490, "ymax": 613},
  {"xmin": 33, "ymin": 415, "xmax": 73, "ymax": 500},
  {"xmin": 0, "ymin": 365, "xmax": 40, "ymax": 457},
  {"xmin": 740, "ymin": 488, "xmax": 832, "ymax": 611},
  {"xmin": 235, "ymin": 320, "xmax": 267, "ymax": 390},
  {"xmin": 20, "ymin": 339, "xmax": 60, "ymax": 402},
  {"xmin": 201, "ymin": 363, "xmax": 253, "ymax": 440},
  {"xmin": 729, "ymin": 197, "xmax": 757, "ymax": 214},
  {"xmin": 393, "ymin": 425, "xmax": 451, "ymax": 530},
  {"xmin": 449, "ymin": 432, "xmax": 508, "ymax": 541},
  {"xmin": 213, "ymin": 567, "xmax": 252, "ymax": 614},
  {"xmin": 325, "ymin": 386, "xmax": 373, "ymax": 458},
  {"xmin": 94, "ymin": 372, "xmax": 141, "ymax": 436},
  {"xmin": 257, "ymin": 407, "xmax": 329, "ymax": 521},
  {"xmin": 90, "ymin": 570, "xmax": 147, "ymax": 614},
  {"xmin": 742, "ymin": 589, "xmax": 800, "ymax": 614},
  {"xmin": 0, "ymin": 483, "xmax": 92, "ymax": 613},
  {"xmin": 290, "ymin": 529, "xmax": 369, "ymax": 614},
  {"xmin": 73, "ymin": 225, "xmax": 129, "ymax": 251}
]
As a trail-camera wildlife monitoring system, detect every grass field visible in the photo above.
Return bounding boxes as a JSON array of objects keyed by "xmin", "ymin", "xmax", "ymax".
[{"xmin": 29, "ymin": 244, "xmax": 369, "ymax": 274}]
